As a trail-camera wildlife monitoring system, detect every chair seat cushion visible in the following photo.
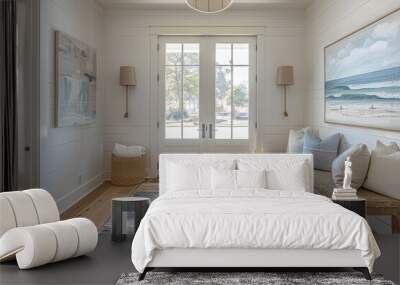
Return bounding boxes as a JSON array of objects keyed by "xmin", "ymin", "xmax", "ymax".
[{"xmin": 0, "ymin": 218, "xmax": 97, "ymax": 269}]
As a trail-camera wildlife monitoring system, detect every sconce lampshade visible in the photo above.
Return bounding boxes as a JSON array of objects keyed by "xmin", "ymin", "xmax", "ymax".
[
  {"xmin": 276, "ymin": 66, "xmax": 294, "ymax": 86},
  {"xmin": 120, "ymin": 66, "xmax": 136, "ymax": 86}
]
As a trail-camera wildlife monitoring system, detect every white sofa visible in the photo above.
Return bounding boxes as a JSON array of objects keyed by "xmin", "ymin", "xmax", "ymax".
[{"xmin": 0, "ymin": 189, "xmax": 98, "ymax": 269}]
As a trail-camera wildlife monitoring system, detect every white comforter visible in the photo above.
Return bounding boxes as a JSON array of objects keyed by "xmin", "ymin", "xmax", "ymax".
[{"xmin": 131, "ymin": 190, "xmax": 380, "ymax": 272}]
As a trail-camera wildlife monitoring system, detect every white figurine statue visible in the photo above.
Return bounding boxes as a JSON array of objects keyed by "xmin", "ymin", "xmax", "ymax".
[{"xmin": 343, "ymin": 157, "xmax": 352, "ymax": 190}]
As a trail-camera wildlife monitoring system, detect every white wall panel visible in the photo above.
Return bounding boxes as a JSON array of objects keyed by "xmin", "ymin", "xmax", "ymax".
[
  {"xmin": 305, "ymin": 0, "xmax": 400, "ymax": 146},
  {"xmin": 40, "ymin": 0, "xmax": 105, "ymax": 212},
  {"xmin": 103, "ymin": 8, "xmax": 308, "ymax": 176},
  {"xmin": 305, "ymin": 1, "xmax": 400, "ymax": 282}
]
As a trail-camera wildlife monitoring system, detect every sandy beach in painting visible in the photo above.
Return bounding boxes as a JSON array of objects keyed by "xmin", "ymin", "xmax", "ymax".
[{"xmin": 325, "ymin": 66, "xmax": 400, "ymax": 131}]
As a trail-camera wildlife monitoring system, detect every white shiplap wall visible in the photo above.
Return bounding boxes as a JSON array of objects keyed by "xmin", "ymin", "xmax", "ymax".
[
  {"xmin": 40, "ymin": 0, "xmax": 105, "ymax": 212},
  {"xmin": 305, "ymin": 1, "xmax": 400, "ymax": 283},
  {"xmin": 103, "ymin": 8, "xmax": 308, "ymax": 177},
  {"xmin": 305, "ymin": 0, "xmax": 400, "ymax": 148}
]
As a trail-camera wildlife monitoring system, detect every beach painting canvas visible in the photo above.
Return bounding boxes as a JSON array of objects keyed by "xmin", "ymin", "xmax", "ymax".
[
  {"xmin": 325, "ymin": 9, "xmax": 400, "ymax": 131},
  {"xmin": 55, "ymin": 31, "xmax": 96, "ymax": 127}
]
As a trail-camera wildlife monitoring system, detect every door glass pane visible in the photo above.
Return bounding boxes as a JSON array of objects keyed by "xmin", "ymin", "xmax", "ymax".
[
  {"xmin": 216, "ymin": 43, "xmax": 231, "ymax": 65},
  {"xmin": 165, "ymin": 66, "xmax": 182, "ymax": 139},
  {"xmin": 183, "ymin": 44, "xmax": 199, "ymax": 65},
  {"xmin": 215, "ymin": 66, "xmax": 232, "ymax": 139},
  {"xmin": 183, "ymin": 66, "xmax": 199, "ymax": 139},
  {"xmin": 166, "ymin": 43, "xmax": 182, "ymax": 65},
  {"xmin": 233, "ymin": 43, "xmax": 249, "ymax": 65},
  {"xmin": 164, "ymin": 42, "xmax": 199, "ymax": 140},
  {"xmin": 233, "ymin": 66, "xmax": 249, "ymax": 139},
  {"xmin": 215, "ymin": 42, "xmax": 250, "ymax": 140}
]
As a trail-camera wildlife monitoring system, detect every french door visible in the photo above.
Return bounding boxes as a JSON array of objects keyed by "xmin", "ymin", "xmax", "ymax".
[{"xmin": 158, "ymin": 36, "xmax": 256, "ymax": 153}]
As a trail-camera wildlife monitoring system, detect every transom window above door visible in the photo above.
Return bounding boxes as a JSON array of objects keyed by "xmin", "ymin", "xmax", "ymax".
[{"xmin": 159, "ymin": 36, "xmax": 256, "ymax": 144}]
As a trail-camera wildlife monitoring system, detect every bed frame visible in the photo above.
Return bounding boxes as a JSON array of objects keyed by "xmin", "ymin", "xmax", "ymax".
[
  {"xmin": 138, "ymin": 154, "xmax": 372, "ymax": 281},
  {"xmin": 138, "ymin": 248, "xmax": 371, "ymax": 280}
]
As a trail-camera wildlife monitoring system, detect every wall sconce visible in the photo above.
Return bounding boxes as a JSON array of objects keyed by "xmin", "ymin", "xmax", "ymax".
[
  {"xmin": 276, "ymin": 66, "xmax": 294, "ymax": 117},
  {"xmin": 120, "ymin": 66, "xmax": 136, "ymax": 118}
]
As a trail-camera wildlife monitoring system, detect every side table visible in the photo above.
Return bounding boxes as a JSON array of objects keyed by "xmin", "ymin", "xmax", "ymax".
[
  {"xmin": 112, "ymin": 197, "xmax": 150, "ymax": 242},
  {"xmin": 332, "ymin": 198, "xmax": 366, "ymax": 218}
]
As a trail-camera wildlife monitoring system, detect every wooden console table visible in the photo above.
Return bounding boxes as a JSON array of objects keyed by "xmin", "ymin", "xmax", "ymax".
[{"xmin": 358, "ymin": 188, "xmax": 400, "ymax": 233}]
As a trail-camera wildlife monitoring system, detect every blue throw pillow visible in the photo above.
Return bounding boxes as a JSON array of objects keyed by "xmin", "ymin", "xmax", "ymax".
[{"xmin": 303, "ymin": 131, "xmax": 341, "ymax": 171}]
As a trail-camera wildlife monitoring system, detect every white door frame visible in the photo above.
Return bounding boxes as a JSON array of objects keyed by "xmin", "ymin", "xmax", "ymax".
[{"xmin": 148, "ymin": 26, "xmax": 265, "ymax": 177}]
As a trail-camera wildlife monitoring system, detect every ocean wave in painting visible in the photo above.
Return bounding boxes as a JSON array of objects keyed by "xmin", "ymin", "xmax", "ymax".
[{"xmin": 325, "ymin": 66, "xmax": 400, "ymax": 130}]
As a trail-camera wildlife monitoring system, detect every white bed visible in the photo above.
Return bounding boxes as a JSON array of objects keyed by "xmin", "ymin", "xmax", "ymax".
[{"xmin": 131, "ymin": 154, "xmax": 380, "ymax": 280}]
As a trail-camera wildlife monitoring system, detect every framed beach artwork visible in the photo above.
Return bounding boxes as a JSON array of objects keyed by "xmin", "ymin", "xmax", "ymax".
[
  {"xmin": 324, "ymin": 8, "xmax": 400, "ymax": 131},
  {"xmin": 55, "ymin": 31, "xmax": 96, "ymax": 127}
]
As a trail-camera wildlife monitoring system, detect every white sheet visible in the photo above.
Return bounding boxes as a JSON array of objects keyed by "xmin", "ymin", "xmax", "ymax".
[{"xmin": 131, "ymin": 190, "xmax": 380, "ymax": 273}]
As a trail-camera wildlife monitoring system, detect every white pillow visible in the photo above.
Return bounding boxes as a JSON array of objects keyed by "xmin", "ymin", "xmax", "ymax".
[
  {"xmin": 167, "ymin": 163, "xmax": 211, "ymax": 191},
  {"xmin": 236, "ymin": 170, "xmax": 267, "ymax": 189},
  {"xmin": 364, "ymin": 141, "xmax": 400, "ymax": 199},
  {"xmin": 287, "ymin": 127, "xmax": 312, "ymax": 153},
  {"xmin": 211, "ymin": 168, "xmax": 236, "ymax": 190},
  {"xmin": 237, "ymin": 158, "xmax": 311, "ymax": 192},
  {"xmin": 266, "ymin": 162, "xmax": 308, "ymax": 191},
  {"xmin": 113, "ymin": 143, "xmax": 145, "ymax": 157},
  {"xmin": 166, "ymin": 160, "xmax": 234, "ymax": 191}
]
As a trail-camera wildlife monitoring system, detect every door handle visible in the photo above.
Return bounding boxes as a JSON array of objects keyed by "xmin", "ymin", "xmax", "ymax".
[
  {"xmin": 202, "ymin": 124, "xmax": 206, "ymax": 138},
  {"xmin": 209, "ymin": 123, "xmax": 213, "ymax": 139}
]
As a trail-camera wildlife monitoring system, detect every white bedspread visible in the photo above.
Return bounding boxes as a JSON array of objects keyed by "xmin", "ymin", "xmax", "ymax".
[{"xmin": 131, "ymin": 190, "xmax": 380, "ymax": 273}]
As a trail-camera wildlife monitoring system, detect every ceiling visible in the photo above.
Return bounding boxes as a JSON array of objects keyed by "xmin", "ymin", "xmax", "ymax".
[{"xmin": 97, "ymin": 0, "xmax": 314, "ymax": 10}]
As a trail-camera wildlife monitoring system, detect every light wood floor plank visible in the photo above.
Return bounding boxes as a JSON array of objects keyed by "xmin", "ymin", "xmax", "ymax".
[{"xmin": 61, "ymin": 181, "xmax": 139, "ymax": 229}]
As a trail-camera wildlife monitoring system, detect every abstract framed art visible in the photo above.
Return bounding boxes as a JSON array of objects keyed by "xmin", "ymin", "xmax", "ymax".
[
  {"xmin": 324, "ymin": 8, "xmax": 400, "ymax": 131},
  {"xmin": 55, "ymin": 31, "xmax": 96, "ymax": 127}
]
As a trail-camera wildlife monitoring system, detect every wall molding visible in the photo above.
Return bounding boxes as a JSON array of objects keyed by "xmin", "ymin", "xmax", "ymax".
[{"xmin": 57, "ymin": 172, "xmax": 104, "ymax": 213}]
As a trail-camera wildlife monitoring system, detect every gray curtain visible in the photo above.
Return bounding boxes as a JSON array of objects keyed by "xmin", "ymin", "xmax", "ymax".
[{"xmin": 0, "ymin": 0, "xmax": 18, "ymax": 192}]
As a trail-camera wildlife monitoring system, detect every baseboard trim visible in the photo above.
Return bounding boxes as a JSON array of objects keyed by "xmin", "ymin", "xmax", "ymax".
[
  {"xmin": 104, "ymin": 168, "xmax": 154, "ymax": 181},
  {"xmin": 57, "ymin": 173, "xmax": 104, "ymax": 213}
]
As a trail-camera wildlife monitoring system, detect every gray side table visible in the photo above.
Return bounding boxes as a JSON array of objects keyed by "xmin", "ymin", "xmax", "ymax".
[{"xmin": 112, "ymin": 197, "xmax": 150, "ymax": 242}]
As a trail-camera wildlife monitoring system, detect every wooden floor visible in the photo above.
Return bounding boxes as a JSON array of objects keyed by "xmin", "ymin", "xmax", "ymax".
[{"xmin": 61, "ymin": 181, "xmax": 139, "ymax": 229}]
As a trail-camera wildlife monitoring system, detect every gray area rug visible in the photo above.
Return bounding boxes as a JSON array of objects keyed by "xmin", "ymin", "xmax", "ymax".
[{"xmin": 116, "ymin": 271, "xmax": 395, "ymax": 285}]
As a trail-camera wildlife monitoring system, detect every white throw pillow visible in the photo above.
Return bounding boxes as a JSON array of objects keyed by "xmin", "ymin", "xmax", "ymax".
[
  {"xmin": 167, "ymin": 163, "xmax": 211, "ymax": 191},
  {"xmin": 166, "ymin": 160, "xmax": 234, "ymax": 191},
  {"xmin": 364, "ymin": 141, "xmax": 400, "ymax": 199},
  {"xmin": 211, "ymin": 168, "xmax": 236, "ymax": 190},
  {"xmin": 267, "ymin": 162, "xmax": 308, "ymax": 192},
  {"xmin": 287, "ymin": 127, "xmax": 312, "ymax": 153},
  {"xmin": 237, "ymin": 158, "xmax": 310, "ymax": 192},
  {"xmin": 236, "ymin": 170, "xmax": 267, "ymax": 189}
]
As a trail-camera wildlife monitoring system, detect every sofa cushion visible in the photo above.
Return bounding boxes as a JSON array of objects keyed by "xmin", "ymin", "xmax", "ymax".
[
  {"xmin": 314, "ymin": 169, "xmax": 335, "ymax": 197},
  {"xmin": 287, "ymin": 127, "xmax": 312, "ymax": 153},
  {"xmin": 303, "ymin": 131, "xmax": 340, "ymax": 171},
  {"xmin": 364, "ymin": 141, "xmax": 400, "ymax": 199},
  {"xmin": 331, "ymin": 144, "xmax": 370, "ymax": 190}
]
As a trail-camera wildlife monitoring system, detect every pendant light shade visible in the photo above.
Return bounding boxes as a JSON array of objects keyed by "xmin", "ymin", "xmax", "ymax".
[{"xmin": 185, "ymin": 0, "xmax": 233, "ymax": 13}]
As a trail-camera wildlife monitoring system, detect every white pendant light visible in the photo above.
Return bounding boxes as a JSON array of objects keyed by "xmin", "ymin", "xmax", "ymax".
[{"xmin": 185, "ymin": 0, "xmax": 233, "ymax": 13}]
